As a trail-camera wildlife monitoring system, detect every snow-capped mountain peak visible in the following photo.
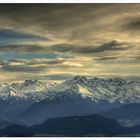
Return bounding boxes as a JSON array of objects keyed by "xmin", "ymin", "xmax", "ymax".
[
  {"xmin": 0, "ymin": 76, "xmax": 140, "ymax": 103},
  {"xmin": 24, "ymin": 80, "xmax": 38, "ymax": 86},
  {"xmin": 65, "ymin": 76, "xmax": 140, "ymax": 103},
  {"xmin": 68, "ymin": 75, "xmax": 88, "ymax": 84}
]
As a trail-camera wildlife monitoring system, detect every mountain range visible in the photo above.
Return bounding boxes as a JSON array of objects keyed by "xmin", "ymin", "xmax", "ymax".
[
  {"xmin": 0, "ymin": 75, "xmax": 140, "ymax": 136},
  {"xmin": 1, "ymin": 76, "xmax": 140, "ymax": 104}
]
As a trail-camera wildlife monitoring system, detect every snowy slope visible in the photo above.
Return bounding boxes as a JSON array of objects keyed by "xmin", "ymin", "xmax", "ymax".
[
  {"xmin": 0, "ymin": 82, "xmax": 18, "ymax": 100},
  {"xmin": 0, "ymin": 76, "xmax": 140, "ymax": 104},
  {"xmin": 11, "ymin": 80, "xmax": 57, "ymax": 101},
  {"xmin": 65, "ymin": 76, "xmax": 140, "ymax": 103},
  {"xmin": 0, "ymin": 80, "xmax": 57, "ymax": 101}
]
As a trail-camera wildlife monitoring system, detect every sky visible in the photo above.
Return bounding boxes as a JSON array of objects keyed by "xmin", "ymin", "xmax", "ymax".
[{"xmin": 0, "ymin": 4, "xmax": 140, "ymax": 82}]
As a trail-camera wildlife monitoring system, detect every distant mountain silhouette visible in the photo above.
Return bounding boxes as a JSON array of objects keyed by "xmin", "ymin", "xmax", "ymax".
[
  {"xmin": 1, "ymin": 114, "xmax": 140, "ymax": 137},
  {"xmin": 98, "ymin": 103, "xmax": 140, "ymax": 126}
]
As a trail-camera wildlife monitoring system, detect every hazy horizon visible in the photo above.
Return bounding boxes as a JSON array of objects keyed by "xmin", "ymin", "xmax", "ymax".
[{"xmin": 2, "ymin": 75, "xmax": 140, "ymax": 84}]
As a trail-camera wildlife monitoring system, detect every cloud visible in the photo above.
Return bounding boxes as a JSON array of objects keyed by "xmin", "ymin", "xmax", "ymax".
[
  {"xmin": 0, "ymin": 40, "xmax": 130, "ymax": 55},
  {"xmin": 28, "ymin": 58, "xmax": 66, "ymax": 65},
  {"xmin": 1, "ymin": 59, "xmax": 45, "ymax": 72},
  {"xmin": 0, "ymin": 58, "xmax": 82, "ymax": 73},
  {"xmin": 122, "ymin": 17, "xmax": 140, "ymax": 31},
  {"xmin": 0, "ymin": 4, "xmax": 139, "ymax": 42},
  {"xmin": 0, "ymin": 44, "xmax": 44, "ymax": 52},
  {"xmin": 0, "ymin": 28, "xmax": 47, "ymax": 44},
  {"xmin": 0, "ymin": 4, "xmax": 139, "ymax": 81},
  {"xmin": 95, "ymin": 55, "xmax": 140, "ymax": 61},
  {"xmin": 0, "ymin": 57, "xmax": 139, "ymax": 81},
  {"xmin": 95, "ymin": 56, "xmax": 119, "ymax": 61},
  {"xmin": 0, "ymin": 4, "xmax": 139, "ymax": 47},
  {"xmin": 2, "ymin": 64, "xmax": 44, "ymax": 72},
  {"xmin": 50, "ymin": 39, "xmax": 130, "ymax": 54},
  {"xmin": 43, "ymin": 74, "xmax": 74, "ymax": 80}
]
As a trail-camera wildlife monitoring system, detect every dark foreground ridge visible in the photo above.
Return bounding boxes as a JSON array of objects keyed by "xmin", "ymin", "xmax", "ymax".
[{"xmin": 0, "ymin": 114, "xmax": 140, "ymax": 137}]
